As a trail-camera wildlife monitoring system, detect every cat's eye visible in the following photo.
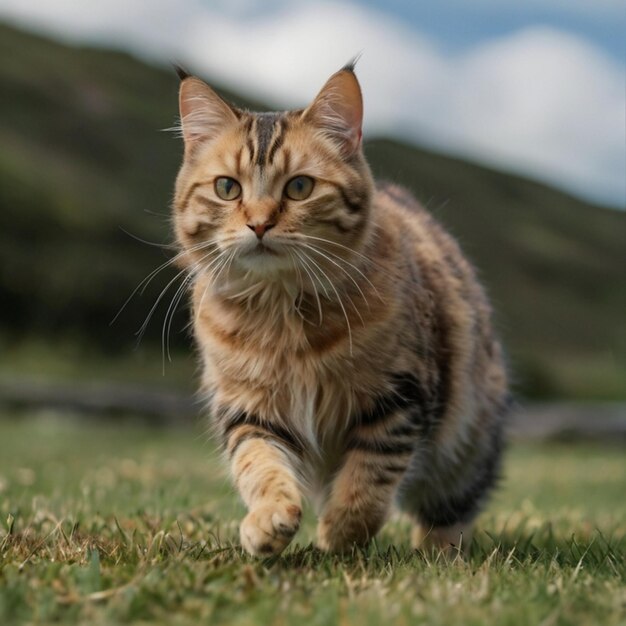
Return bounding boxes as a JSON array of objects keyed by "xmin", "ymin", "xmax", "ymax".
[
  {"xmin": 284, "ymin": 176, "xmax": 314, "ymax": 201},
  {"xmin": 215, "ymin": 177, "xmax": 242, "ymax": 201}
]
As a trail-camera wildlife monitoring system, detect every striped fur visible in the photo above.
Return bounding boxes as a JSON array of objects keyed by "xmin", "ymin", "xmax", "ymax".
[{"xmin": 172, "ymin": 66, "xmax": 510, "ymax": 556}]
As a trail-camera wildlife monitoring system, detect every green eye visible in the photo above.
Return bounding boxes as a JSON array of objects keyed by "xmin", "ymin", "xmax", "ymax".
[
  {"xmin": 284, "ymin": 176, "xmax": 314, "ymax": 201},
  {"xmin": 215, "ymin": 177, "xmax": 241, "ymax": 201}
]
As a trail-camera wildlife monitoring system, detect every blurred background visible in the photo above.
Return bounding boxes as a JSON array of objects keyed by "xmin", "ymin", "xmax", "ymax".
[{"xmin": 0, "ymin": 0, "xmax": 624, "ymax": 432}]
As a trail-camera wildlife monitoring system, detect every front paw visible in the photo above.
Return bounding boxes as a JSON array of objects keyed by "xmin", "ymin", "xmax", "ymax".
[
  {"xmin": 240, "ymin": 503, "xmax": 302, "ymax": 556},
  {"xmin": 316, "ymin": 510, "xmax": 381, "ymax": 553}
]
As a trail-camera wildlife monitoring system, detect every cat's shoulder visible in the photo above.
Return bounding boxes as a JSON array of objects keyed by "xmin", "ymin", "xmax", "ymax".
[
  {"xmin": 373, "ymin": 181, "xmax": 432, "ymax": 220},
  {"xmin": 375, "ymin": 181, "xmax": 422, "ymax": 210},
  {"xmin": 373, "ymin": 181, "xmax": 445, "ymax": 231}
]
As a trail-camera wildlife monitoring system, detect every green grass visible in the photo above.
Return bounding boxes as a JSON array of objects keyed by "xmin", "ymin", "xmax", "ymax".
[
  {"xmin": 0, "ymin": 335, "xmax": 197, "ymax": 392},
  {"xmin": 1, "ymin": 416, "xmax": 624, "ymax": 625}
]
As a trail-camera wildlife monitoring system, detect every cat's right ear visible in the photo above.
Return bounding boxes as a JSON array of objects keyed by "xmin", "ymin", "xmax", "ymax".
[{"xmin": 178, "ymin": 75, "xmax": 239, "ymax": 149}]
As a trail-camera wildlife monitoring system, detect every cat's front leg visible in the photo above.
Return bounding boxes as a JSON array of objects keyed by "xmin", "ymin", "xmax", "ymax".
[
  {"xmin": 221, "ymin": 411, "xmax": 304, "ymax": 556},
  {"xmin": 316, "ymin": 417, "xmax": 416, "ymax": 553}
]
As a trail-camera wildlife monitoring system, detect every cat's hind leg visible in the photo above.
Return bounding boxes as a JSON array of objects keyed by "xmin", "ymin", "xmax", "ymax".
[
  {"xmin": 399, "ymin": 458, "xmax": 500, "ymax": 555},
  {"xmin": 400, "ymin": 423, "xmax": 504, "ymax": 555},
  {"xmin": 410, "ymin": 520, "xmax": 473, "ymax": 555}
]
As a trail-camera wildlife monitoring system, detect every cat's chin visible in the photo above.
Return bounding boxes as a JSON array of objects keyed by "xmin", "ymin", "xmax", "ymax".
[{"xmin": 236, "ymin": 245, "xmax": 292, "ymax": 275}]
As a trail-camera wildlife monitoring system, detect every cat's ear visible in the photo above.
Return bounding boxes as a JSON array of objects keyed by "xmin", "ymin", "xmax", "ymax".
[
  {"xmin": 303, "ymin": 63, "xmax": 363, "ymax": 156},
  {"xmin": 178, "ymin": 74, "xmax": 239, "ymax": 148}
]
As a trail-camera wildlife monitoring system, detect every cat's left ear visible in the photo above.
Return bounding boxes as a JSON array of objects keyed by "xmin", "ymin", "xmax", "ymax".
[{"xmin": 303, "ymin": 63, "xmax": 363, "ymax": 157}]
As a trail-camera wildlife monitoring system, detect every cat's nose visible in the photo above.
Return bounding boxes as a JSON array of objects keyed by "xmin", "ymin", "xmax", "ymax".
[{"xmin": 247, "ymin": 221, "xmax": 276, "ymax": 239}]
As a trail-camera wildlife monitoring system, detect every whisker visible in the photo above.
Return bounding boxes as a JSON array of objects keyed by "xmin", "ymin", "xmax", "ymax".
[
  {"xmin": 194, "ymin": 279, "xmax": 211, "ymax": 324},
  {"xmin": 301, "ymin": 243, "xmax": 371, "ymax": 313},
  {"xmin": 287, "ymin": 249, "xmax": 310, "ymax": 324},
  {"xmin": 299, "ymin": 234, "xmax": 372, "ymax": 262},
  {"xmin": 294, "ymin": 249, "xmax": 330, "ymax": 300},
  {"xmin": 307, "ymin": 243, "xmax": 382, "ymax": 302},
  {"xmin": 118, "ymin": 227, "xmax": 177, "ymax": 250},
  {"xmin": 143, "ymin": 208, "xmax": 171, "ymax": 219},
  {"xmin": 192, "ymin": 247, "xmax": 240, "ymax": 322},
  {"xmin": 135, "ymin": 247, "xmax": 216, "ymax": 346},
  {"xmin": 111, "ymin": 252, "xmax": 186, "ymax": 326},
  {"xmin": 303, "ymin": 246, "xmax": 365, "ymax": 328},
  {"xmin": 222, "ymin": 249, "xmax": 239, "ymax": 282},
  {"xmin": 193, "ymin": 260, "xmax": 229, "ymax": 331},
  {"xmin": 293, "ymin": 249, "xmax": 324, "ymax": 325},
  {"xmin": 300, "ymin": 234, "xmax": 391, "ymax": 291},
  {"xmin": 300, "ymin": 235, "xmax": 384, "ymax": 301},
  {"xmin": 288, "ymin": 249, "xmax": 306, "ymax": 320},
  {"xmin": 110, "ymin": 238, "xmax": 220, "ymax": 326},
  {"xmin": 211, "ymin": 249, "xmax": 236, "ymax": 286},
  {"xmin": 135, "ymin": 264, "xmax": 190, "ymax": 347},
  {"xmin": 163, "ymin": 255, "xmax": 216, "ymax": 360},
  {"xmin": 162, "ymin": 271, "xmax": 194, "ymax": 369},
  {"xmin": 300, "ymin": 249, "xmax": 353, "ymax": 354}
]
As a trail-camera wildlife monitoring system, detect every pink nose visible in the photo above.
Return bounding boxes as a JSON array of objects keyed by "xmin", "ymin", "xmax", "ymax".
[{"xmin": 247, "ymin": 222, "xmax": 275, "ymax": 239}]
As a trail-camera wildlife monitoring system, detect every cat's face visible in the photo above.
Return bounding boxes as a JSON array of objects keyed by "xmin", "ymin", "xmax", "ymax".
[{"xmin": 173, "ymin": 67, "xmax": 374, "ymax": 282}]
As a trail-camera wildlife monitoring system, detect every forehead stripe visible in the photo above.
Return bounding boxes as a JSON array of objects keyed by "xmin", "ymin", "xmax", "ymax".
[
  {"xmin": 267, "ymin": 117, "xmax": 288, "ymax": 165},
  {"xmin": 255, "ymin": 112, "xmax": 281, "ymax": 166}
]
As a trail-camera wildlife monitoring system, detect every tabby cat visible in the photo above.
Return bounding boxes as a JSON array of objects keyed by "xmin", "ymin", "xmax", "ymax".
[{"xmin": 172, "ymin": 62, "xmax": 509, "ymax": 556}]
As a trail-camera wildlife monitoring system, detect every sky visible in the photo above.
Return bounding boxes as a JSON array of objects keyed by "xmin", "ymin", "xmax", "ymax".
[{"xmin": 0, "ymin": 0, "xmax": 624, "ymax": 208}]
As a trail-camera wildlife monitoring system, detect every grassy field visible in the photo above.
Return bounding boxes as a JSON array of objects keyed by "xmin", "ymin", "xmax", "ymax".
[{"xmin": 0, "ymin": 415, "xmax": 624, "ymax": 625}]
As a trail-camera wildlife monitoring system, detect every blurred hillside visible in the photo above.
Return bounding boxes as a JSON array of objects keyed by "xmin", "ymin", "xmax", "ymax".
[{"xmin": 0, "ymin": 23, "xmax": 624, "ymax": 400}]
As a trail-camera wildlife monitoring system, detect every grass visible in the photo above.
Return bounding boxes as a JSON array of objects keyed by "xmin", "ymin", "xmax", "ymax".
[
  {"xmin": 0, "ymin": 335, "xmax": 196, "ymax": 391},
  {"xmin": 0, "ymin": 414, "xmax": 624, "ymax": 625}
]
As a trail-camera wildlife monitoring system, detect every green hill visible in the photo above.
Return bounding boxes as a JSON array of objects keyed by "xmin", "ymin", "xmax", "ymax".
[{"xmin": 0, "ymin": 22, "xmax": 623, "ymax": 400}]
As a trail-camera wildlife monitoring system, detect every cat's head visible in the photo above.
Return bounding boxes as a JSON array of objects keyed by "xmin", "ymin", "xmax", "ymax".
[{"xmin": 173, "ymin": 63, "xmax": 375, "ymax": 283}]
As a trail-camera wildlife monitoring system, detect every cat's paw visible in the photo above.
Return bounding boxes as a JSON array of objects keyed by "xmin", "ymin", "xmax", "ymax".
[
  {"xmin": 316, "ymin": 512, "xmax": 375, "ymax": 553},
  {"xmin": 240, "ymin": 503, "xmax": 302, "ymax": 556},
  {"xmin": 411, "ymin": 522, "xmax": 472, "ymax": 556}
]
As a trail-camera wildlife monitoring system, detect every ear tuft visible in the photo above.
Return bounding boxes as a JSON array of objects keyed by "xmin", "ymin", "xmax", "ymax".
[
  {"xmin": 341, "ymin": 53, "xmax": 362, "ymax": 74},
  {"xmin": 178, "ymin": 78, "xmax": 239, "ymax": 148},
  {"xmin": 303, "ymin": 66, "xmax": 363, "ymax": 157},
  {"xmin": 173, "ymin": 63, "xmax": 191, "ymax": 81}
]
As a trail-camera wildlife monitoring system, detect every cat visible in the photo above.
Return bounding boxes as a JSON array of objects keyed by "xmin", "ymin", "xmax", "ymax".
[{"xmin": 172, "ymin": 61, "xmax": 510, "ymax": 556}]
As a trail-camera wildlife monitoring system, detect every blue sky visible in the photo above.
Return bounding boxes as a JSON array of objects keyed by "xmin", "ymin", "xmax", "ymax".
[
  {"xmin": 360, "ymin": 0, "xmax": 625, "ymax": 61},
  {"xmin": 0, "ymin": 0, "xmax": 624, "ymax": 207}
]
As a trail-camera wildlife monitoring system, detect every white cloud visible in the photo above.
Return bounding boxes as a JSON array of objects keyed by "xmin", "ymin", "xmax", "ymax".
[
  {"xmin": 0, "ymin": 0, "xmax": 623, "ymax": 206},
  {"xmin": 437, "ymin": 28, "xmax": 625, "ymax": 204}
]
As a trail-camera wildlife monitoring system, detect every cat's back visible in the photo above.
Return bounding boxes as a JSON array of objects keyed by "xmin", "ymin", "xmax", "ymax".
[
  {"xmin": 371, "ymin": 182, "xmax": 509, "ymax": 430},
  {"xmin": 373, "ymin": 181, "xmax": 490, "ymax": 316},
  {"xmin": 373, "ymin": 182, "xmax": 468, "ymax": 272}
]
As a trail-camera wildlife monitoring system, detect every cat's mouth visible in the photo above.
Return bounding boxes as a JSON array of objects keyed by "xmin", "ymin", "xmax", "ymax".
[
  {"xmin": 248, "ymin": 242, "xmax": 279, "ymax": 256},
  {"xmin": 234, "ymin": 239, "xmax": 293, "ymax": 276}
]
